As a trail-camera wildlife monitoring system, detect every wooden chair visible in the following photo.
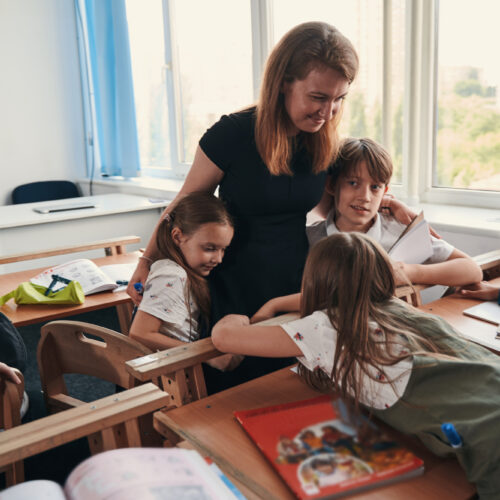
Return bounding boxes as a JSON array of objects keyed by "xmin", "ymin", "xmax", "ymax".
[
  {"xmin": 37, "ymin": 320, "xmax": 161, "ymax": 451},
  {"xmin": 0, "ymin": 383, "xmax": 170, "ymax": 486},
  {"xmin": 0, "ymin": 369, "xmax": 25, "ymax": 485},
  {"xmin": 395, "ymin": 284, "xmax": 425, "ymax": 307},
  {"xmin": 126, "ymin": 313, "xmax": 301, "ymax": 409}
]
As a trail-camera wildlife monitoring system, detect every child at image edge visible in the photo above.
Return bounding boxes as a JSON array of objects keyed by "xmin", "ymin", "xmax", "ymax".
[
  {"xmin": 129, "ymin": 192, "xmax": 240, "ymax": 370},
  {"xmin": 252, "ymin": 137, "xmax": 482, "ymax": 322},
  {"xmin": 212, "ymin": 232, "xmax": 500, "ymax": 499}
]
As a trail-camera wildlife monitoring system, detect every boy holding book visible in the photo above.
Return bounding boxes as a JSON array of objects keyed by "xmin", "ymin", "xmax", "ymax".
[{"xmin": 252, "ymin": 137, "xmax": 481, "ymax": 321}]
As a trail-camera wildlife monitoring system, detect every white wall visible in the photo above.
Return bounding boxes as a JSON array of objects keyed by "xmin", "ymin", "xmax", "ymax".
[{"xmin": 0, "ymin": 0, "xmax": 85, "ymax": 205}]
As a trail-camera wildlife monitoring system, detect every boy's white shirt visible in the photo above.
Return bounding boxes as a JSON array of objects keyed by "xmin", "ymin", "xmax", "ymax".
[
  {"xmin": 307, "ymin": 210, "xmax": 454, "ymax": 264},
  {"xmin": 282, "ymin": 311, "xmax": 413, "ymax": 409}
]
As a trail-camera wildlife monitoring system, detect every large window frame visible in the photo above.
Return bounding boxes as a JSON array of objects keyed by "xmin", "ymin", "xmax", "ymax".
[{"xmin": 133, "ymin": 0, "xmax": 499, "ymax": 209}]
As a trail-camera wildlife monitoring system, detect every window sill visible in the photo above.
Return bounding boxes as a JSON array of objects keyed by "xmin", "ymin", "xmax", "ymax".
[{"xmin": 77, "ymin": 177, "xmax": 183, "ymax": 201}]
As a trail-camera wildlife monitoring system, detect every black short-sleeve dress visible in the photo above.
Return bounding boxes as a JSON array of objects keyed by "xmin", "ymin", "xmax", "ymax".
[
  {"xmin": 200, "ymin": 108, "xmax": 327, "ymax": 321},
  {"xmin": 199, "ymin": 108, "xmax": 327, "ymax": 391}
]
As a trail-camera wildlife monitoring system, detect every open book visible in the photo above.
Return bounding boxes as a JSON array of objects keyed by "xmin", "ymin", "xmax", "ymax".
[
  {"xmin": 30, "ymin": 259, "xmax": 136, "ymax": 295},
  {"xmin": 1, "ymin": 448, "xmax": 242, "ymax": 500},
  {"xmin": 235, "ymin": 395, "xmax": 423, "ymax": 499},
  {"xmin": 388, "ymin": 211, "xmax": 433, "ymax": 264}
]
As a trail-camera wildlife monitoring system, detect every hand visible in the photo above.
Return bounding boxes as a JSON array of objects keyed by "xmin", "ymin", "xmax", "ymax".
[
  {"xmin": 392, "ymin": 260, "xmax": 412, "ymax": 287},
  {"xmin": 0, "ymin": 362, "xmax": 21, "ymax": 384},
  {"xmin": 213, "ymin": 314, "xmax": 250, "ymax": 329},
  {"xmin": 126, "ymin": 260, "xmax": 150, "ymax": 305},
  {"xmin": 250, "ymin": 301, "xmax": 277, "ymax": 324},
  {"xmin": 458, "ymin": 281, "xmax": 499, "ymax": 301},
  {"xmin": 206, "ymin": 354, "xmax": 245, "ymax": 372},
  {"xmin": 382, "ymin": 196, "xmax": 416, "ymax": 225}
]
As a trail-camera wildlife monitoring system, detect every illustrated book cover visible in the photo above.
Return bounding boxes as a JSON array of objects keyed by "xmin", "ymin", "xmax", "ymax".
[{"xmin": 234, "ymin": 395, "xmax": 424, "ymax": 499}]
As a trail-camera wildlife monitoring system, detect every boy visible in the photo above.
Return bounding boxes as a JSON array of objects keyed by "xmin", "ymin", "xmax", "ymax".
[{"xmin": 252, "ymin": 138, "xmax": 482, "ymax": 322}]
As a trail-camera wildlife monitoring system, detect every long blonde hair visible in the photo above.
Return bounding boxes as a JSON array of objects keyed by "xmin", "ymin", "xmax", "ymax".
[
  {"xmin": 156, "ymin": 192, "xmax": 233, "ymax": 332},
  {"xmin": 298, "ymin": 232, "xmax": 471, "ymax": 406},
  {"xmin": 256, "ymin": 22, "xmax": 359, "ymax": 176}
]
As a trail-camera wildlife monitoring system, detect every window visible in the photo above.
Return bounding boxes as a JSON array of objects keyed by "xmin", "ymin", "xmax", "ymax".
[
  {"xmin": 125, "ymin": 0, "xmax": 253, "ymax": 178},
  {"xmin": 434, "ymin": 0, "xmax": 500, "ymax": 192},
  {"xmin": 118, "ymin": 0, "xmax": 499, "ymax": 207}
]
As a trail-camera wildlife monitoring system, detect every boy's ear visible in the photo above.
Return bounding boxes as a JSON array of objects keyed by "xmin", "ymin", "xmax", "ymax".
[
  {"xmin": 325, "ymin": 177, "xmax": 336, "ymax": 197},
  {"xmin": 384, "ymin": 185, "xmax": 389, "ymax": 194}
]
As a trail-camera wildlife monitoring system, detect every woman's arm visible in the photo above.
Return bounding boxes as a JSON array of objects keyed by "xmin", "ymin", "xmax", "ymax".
[
  {"xmin": 129, "ymin": 310, "xmax": 185, "ymax": 350},
  {"xmin": 250, "ymin": 293, "xmax": 301, "ymax": 323},
  {"xmin": 127, "ymin": 146, "xmax": 225, "ymax": 303},
  {"xmin": 212, "ymin": 314, "xmax": 302, "ymax": 357},
  {"xmin": 394, "ymin": 248, "xmax": 483, "ymax": 287}
]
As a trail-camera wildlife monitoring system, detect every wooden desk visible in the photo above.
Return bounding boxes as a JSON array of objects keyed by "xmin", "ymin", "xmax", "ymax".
[
  {"xmin": 0, "ymin": 252, "xmax": 138, "ymax": 334},
  {"xmin": 154, "ymin": 367, "xmax": 475, "ymax": 500},
  {"xmin": 419, "ymin": 277, "xmax": 500, "ymax": 353}
]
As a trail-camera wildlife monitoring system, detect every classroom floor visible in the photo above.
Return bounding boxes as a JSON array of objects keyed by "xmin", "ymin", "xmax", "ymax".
[{"xmin": 3, "ymin": 307, "xmax": 121, "ymax": 487}]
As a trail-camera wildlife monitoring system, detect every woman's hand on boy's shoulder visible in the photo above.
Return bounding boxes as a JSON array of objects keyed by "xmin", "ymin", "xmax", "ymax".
[{"xmin": 0, "ymin": 362, "xmax": 21, "ymax": 384}]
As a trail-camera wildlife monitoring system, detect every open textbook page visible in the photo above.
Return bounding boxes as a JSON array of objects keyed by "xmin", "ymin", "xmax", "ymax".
[
  {"xmin": 388, "ymin": 211, "xmax": 433, "ymax": 265},
  {"xmin": 30, "ymin": 259, "xmax": 135, "ymax": 295},
  {"xmin": 0, "ymin": 448, "xmax": 240, "ymax": 500}
]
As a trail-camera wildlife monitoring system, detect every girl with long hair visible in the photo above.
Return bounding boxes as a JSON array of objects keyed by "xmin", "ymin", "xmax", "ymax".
[
  {"xmin": 129, "ymin": 192, "xmax": 233, "ymax": 351},
  {"xmin": 212, "ymin": 232, "xmax": 500, "ymax": 498}
]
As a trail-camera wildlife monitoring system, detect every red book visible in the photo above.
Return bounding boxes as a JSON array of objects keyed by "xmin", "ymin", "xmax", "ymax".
[{"xmin": 234, "ymin": 395, "xmax": 424, "ymax": 499}]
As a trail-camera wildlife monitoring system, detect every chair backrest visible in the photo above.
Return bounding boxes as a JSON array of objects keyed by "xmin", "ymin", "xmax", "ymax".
[
  {"xmin": 0, "ymin": 369, "xmax": 25, "ymax": 485},
  {"xmin": 12, "ymin": 181, "xmax": 80, "ymax": 204},
  {"xmin": 0, "ymin": 369, "xmax": 24, "ymax": 430},
  {"xmin": 38, "ymin": 321, "xmax": 153, "ymax": 413}
]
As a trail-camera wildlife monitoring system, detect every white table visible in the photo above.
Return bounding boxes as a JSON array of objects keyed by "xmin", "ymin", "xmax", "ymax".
[{"xmin": 0, "ymin": 194, "xmax": 172, "ymax": 273}]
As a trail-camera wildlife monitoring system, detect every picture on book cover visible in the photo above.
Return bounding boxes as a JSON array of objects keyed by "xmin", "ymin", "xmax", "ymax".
[{"xmin": 235, "ymin": 395, "xmax": 423, "ymax": 499}]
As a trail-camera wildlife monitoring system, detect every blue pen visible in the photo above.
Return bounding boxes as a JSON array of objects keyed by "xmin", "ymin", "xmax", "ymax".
[
  {"xmin": 441, "ymin": 423, "xmax": 462, "ymax": 448},
  {"xmin": 134, "ymin": 282, "xmax": 144, "ymax": 294}
]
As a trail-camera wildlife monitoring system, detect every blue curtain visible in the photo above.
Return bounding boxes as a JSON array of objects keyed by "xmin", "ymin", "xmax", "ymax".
[{"xmin": 77, "ymin": 0, "xmax": 140, "ymax": 177}]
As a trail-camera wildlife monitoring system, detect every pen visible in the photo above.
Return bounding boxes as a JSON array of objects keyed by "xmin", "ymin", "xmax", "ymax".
[
  {"xmin": 134, "ymin": 282, "xmax": 144, "ymax": 294},
  {"xmin": 441, "ymin": 423, "xmax": 462, "ymax": 448}
]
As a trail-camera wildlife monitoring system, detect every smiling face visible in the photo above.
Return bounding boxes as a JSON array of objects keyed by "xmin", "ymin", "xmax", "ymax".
[
  {"xmin": 333, "ymin": 160, "xmax": 388, "ymax": 233},
  {"xmin": 172, "ymin": 222, "xmax": 234, "ymax": 277},
  {"xmin": 282, "ymin": 65, "xmax": 350, "ymax": 135}
]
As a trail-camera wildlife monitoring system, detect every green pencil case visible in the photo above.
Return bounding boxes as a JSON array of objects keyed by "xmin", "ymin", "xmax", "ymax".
[{"xmin": 0, "ymin": 281, "xmax": 85, "ymax": 306}]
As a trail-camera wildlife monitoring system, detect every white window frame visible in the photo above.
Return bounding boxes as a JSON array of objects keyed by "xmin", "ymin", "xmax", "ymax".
[
  {"xmin": 398, "ymin": 0, "xmax": 499, "ymax": 209},
  {"xmin": 154, "ymin": 0, "xmax": 499, "ymax": 209}
]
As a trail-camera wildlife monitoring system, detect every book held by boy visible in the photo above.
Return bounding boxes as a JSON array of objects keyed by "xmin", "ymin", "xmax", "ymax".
[
  {"xmin": 29, "ymin": 259, "xmax": 136, "ymax": 296},
  {"xmin": 0, "ymin": 448, "xmax": 241, "ymax": 500},
  {"xmin": 387, "ymin": 211, "xmax": 433, "ymax": 264},
  {"xmin": 234, "ymin": 395, "xmax": 424, "ymax": 499}
]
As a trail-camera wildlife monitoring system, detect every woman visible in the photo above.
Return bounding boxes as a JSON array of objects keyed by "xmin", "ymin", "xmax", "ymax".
[
  {"xmin": 129, "ymin": 22, "xmax": 358, "ymax": 318},
  {"xmin": 129, "ymin": 22, "xmax": 373, "ymax": 390}
]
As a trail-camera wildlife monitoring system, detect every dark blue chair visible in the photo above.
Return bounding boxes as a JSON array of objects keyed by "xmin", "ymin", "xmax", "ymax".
[{"xmin": 12, "ymin": 181, "xmax": 80, "ymax": 205}]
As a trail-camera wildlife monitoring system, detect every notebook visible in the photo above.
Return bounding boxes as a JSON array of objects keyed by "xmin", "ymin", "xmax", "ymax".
[{"xmin": 463, "ymin": 301, "xmax": 500, "ymax": 325}]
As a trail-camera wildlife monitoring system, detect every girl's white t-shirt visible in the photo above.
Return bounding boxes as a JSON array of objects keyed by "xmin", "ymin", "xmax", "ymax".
[
  {"xmin": 138, "ymin": 259, "xmax": 199, "ymax": 343},
  {"xmin": 281, "ymin": 311, "xmax": 412, "ymax": 409}
]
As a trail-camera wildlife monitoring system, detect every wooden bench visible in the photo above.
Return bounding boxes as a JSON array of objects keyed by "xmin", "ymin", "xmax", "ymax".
[
  {"xmin": 0, "ymin": 383, "xmax": 170, "ymax": 486},
  {"xmin": 0, "ymin": 235, "xmax": 141, "ymax": 266}
]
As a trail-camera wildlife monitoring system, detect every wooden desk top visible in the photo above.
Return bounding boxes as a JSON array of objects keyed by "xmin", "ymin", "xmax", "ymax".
[
  {"xmin": 0, "ymin": 252, "xmax": 138, "ymax": 327},
  {"xmin": 419, "ymin": 278, "xmax": 500, "ymax": 353},
  {"xmin": 154, "ymin": 367, "xmax": 475, "ymax": 500}
]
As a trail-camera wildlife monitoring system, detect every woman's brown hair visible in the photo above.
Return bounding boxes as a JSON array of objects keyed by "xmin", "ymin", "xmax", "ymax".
[
  {"xmin": 298, "ymin": 232, "xmax": 470, "ymax": 408},
  {"xmin": 155, "ymin": 192, "xmax": 233, "ymax": 333},
  {"xmin": 256, "ymin": 22, "xmax": 359, "ymax": 176}
]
